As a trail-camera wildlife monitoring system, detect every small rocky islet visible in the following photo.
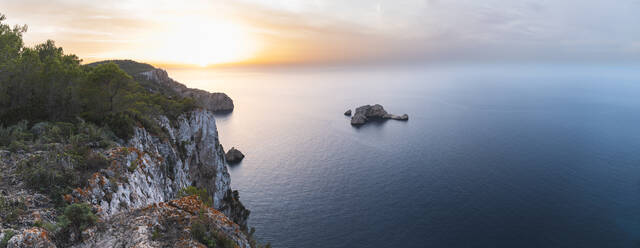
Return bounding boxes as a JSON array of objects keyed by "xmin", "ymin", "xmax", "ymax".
[
  {"xmin": 226, "ymin": 147, "xmax": 245, "ymax": 164},
  {"xmin": 345, "ymin": 104, "xmax": 409, "ymax": 126}
]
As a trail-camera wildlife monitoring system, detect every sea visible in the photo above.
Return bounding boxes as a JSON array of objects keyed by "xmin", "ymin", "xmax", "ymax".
[{"xmin": 168, "ymin": 63, "xmax": 640, "ymax": 248}]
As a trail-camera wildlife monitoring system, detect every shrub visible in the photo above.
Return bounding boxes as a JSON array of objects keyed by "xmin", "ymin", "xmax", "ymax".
[
  {"xmin": 18, "ymin": 147, "xmax": 110, "ymax": 206},
  {"xmin": 7, "ymin": 140, "xmax": 27, "ymax": 152},
  {"xmin": 0, "ymin": 196, "xmax": 25, "ymax": 224},
  {"xmin": 73, "ymin": 119, "xmax": 116, "ymax": 148},
  {"xmin": 151, "ymin": 228, "xmax": 160, "ymax": 241},
  {"xmin": 191, "ymin": 221, "xmax": 214, "ymax": 247},
  {"xmin": 18, "ymin": 152, "xmax": 74, "ymax": 206},
  {"xmin": 57, "ymin": 203, "xmax": 97, "ymax": 238},
  {"xmin": 1, "ymin": 120, "xmax": 116, "ymax": 152},
  {"xmin": 0, "ymin": 230, "xmax": 15, "ymax": 248},
  {"xmin": 0, "ymin": 120, "xmax": 32, "ymax": 149},
  {"xmin": 34, "ymin": 220, "xmax": 58, "ymax": 234},
  {"xmin": 103, "ymin": 113, "xmax": 136, "ymax": 140},
  {"xmin": 178, "ymin": 186, "xmax": 212, "ymax": 207},
  {"xmin": 191, "ymin": 209, "xmax": 236, "ymax": 248},
  {"xmin": 37, "ymin": 203, "xmax": 97, "ymax": 246},
  {"xmin": 76, "ymin": 153, "xmax": 110, "ymax": 187}
]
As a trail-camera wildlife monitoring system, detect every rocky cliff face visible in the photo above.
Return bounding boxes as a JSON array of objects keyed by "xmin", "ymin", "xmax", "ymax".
[
  {"xmin": 139, "ymin": 69, "xmax": 234, "ymax": 112},
  {"xmin": 1, "ymin": 109, "xmax": 251, "ymax": 247},
  {"xmin": 4, "ymin": 196, "xmax": 250, "ymax": 248},
  {"xmin": 72, "ymin": 196, "xmax": 249, "ymax": 248},
  {"xmin": 68, "ymin": 109, "xmax": 249, "ymax": 227},
  {"xmin": 5, "ymin": 227, "xmax": 56, "ymax": 248}
]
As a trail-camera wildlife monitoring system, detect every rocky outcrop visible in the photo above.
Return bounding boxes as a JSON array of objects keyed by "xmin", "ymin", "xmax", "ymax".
[
  {"xmin": 68, "ymin": 109, "xmax": 249, "ymax": 228},
  {"xmin": 140, "ymin": 69, "xmax": 234, "ymax": 112},
  {"xmin": 6, "ymin": 227, "xmax": 55, "ymax": 248},
  {"xmin": 0, "ymin": 150, "xmax": 58, "ymax": 231},
  {"xmin": 225, "ymin": 147, "xmax": 245, "ymax": 164},
  {"xmin": 344, "ymin": 109, "xmax": 352, "ymax": 116},
  {"xmin": 1, "ymin": 109, "xmax": 252, "ymax": 247},
  {"xmin": 73, "ymin": 196, "xmax": 250, "ymax": 248},
  {"xmin": 350, "ymin": 104, "xmax": 409, "ymax": 126}
]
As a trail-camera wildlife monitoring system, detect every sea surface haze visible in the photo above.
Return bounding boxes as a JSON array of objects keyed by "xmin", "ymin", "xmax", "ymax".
[{"xmin": 168, "ymin": 64, "xmax": 640, "ymax": 248}]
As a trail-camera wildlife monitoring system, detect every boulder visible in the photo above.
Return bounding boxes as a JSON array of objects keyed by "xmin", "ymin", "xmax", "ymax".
[
  {"xmin": 225, "ymin": 147, "xmax": 245, "ymax": 164},
  {"xmin": 344, "ymin": 109, "xmax": 352, "ymax": 116},
  {"xmin": 350, "ymin": 104, "xmax": 408, "ymax": 126},
  {"xmin": 7, "ymin": 228, "xmax": 55, "ymax": 248}
]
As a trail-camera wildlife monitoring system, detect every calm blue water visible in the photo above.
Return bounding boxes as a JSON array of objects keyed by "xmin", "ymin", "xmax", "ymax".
[{"xmin": 168, "ymin": 64, "xmax": 640, "ymax": 248}]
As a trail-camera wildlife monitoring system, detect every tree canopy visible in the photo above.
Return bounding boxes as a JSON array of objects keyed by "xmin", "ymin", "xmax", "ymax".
[{"xmin": 0, "ymin": 14, "xmax": 195, "ymax": 139}]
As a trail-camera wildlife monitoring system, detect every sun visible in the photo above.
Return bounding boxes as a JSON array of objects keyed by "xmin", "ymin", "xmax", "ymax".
[{"xmin": 161, "ymin": 17, "xmax": 257, "ymax": 66}]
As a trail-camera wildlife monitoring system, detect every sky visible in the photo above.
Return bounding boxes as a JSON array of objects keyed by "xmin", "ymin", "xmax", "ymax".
[{"xmin": 1, "ymin": 0, "xmax": 640, "ymax": 67}]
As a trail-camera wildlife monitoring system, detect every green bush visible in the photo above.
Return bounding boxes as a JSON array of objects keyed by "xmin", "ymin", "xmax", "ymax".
[
  {"xmin": 102, "ymin": 113, "xmax": 136, "ymax": 140},
  {"xmin": 18, "ymin": 147, "xmax": 110, "ymax": 206},
  {"xmin": 191, "ymin": 221, "xmax": 215, "ymax": 248},
  {"xmin": 35, "ymin": 203, "xmax": 97, "ymax": 245},
  {"xmin": 0, "ymin": 120, "xmax": 116, "ymax": 152},
  {"xmin": 0, "ymin": 229, "xmax": 15, "ymax": 248},
  {"xmin": 57, "ymin": 203, "xmax": 97, "ymax": 237},
  {"xmin": 76, "ymin": 153, "xmax": 110, "ymax": 187},
  {"xmin": 19, "ymin": 152, "xmax": 74, "ymax": 205},
  {"xmin": 34, "ymin": 220, "xmax": 59, "ymax": 234},
  {"xmin": 151, "ymin": 228, "xmax": 160, "ymax": 241},
  {"xmin": 191, "ymin": 209, "xmax": 236, "ymax": 248},
  {"xmin": 7, "ymin": 140, "xmax": 27, "ymax": 152},
  {"xmin": 0, "ymin": 120, "xmax": 32, "ymax": 148},
  {"xmin": 0, "ymin": 196, "xmax": 26, "ymax": 224}
]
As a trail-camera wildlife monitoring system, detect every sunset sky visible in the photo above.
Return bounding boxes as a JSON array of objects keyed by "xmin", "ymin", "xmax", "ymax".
[{"xmin": 2, "ymin": 0, "xmax": 640, "ymax": 67}]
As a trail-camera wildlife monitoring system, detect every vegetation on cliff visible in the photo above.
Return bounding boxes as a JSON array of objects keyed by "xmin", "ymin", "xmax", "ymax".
[
  {"xmin": 0, "ymin": 14, "xmax": 265, "ymax": 248},
  {"xmin": 0, "ymin": 14, "xmax": 195, "ymax": 140}
]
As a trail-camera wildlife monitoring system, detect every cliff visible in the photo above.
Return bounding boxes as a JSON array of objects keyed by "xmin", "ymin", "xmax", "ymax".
[
  {"xmin": 0, "ymin": 110, "xmax": 251, "ymax": 247},
  {"xmin": 139, "ymin": 69, "xmax": 234, "ymax": 112},
  {"xmin": 3, "ymin": 196, "xmax": 249, "ymax": 248},
  {"xmin": 68, "ymin": 109, "xmax": 249, "ymax": 225},
  {"xmin": 86, "ymin": 60, "xmax": 235, "ymax": 113},
  {"xmin": 73, "ymin": 196, "xmax": 250, "ymax": 248},
  {"xmin": 0, "ymin": 17, "xmax": 253, "ymax": 247}
]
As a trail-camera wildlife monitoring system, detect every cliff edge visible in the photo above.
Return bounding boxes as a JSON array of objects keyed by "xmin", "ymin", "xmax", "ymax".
[
  {"xmin": 0, "ymin": 110, "xmax": 252, "ymax": 247},
  {"xmin": 139, "ymin": 69, "xmax": 234, "ymax": 113},
  {"xmin": 87, "ymin": 60, "xmax": 235, "ymax": 113}
]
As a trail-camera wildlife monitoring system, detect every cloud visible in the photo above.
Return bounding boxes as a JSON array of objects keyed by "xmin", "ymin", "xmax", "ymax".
[
  {"xmin": 2, "ymin": 0, "xmax": 639, "ymax": 65},
  {"xmin": 228, "ymin": 0, "xmax": 640, "ymax": 64}
]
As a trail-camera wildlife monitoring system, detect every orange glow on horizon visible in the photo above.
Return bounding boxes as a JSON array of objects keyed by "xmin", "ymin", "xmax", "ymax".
[{"xmin": 147, "ymin": 17, "xmax": 260, "ymax": 67}]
